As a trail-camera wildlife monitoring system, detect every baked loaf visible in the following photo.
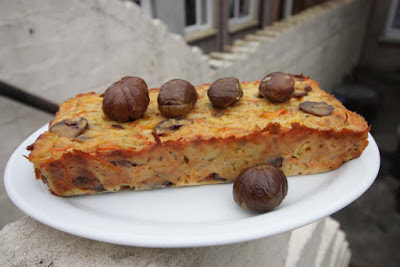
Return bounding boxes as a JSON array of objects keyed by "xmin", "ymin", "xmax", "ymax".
[{"xmin": 27, "ymin": 77, "xmax": 369, "ymax": 196}]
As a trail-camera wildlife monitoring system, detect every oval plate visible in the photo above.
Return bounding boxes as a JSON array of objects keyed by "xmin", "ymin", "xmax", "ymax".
[{"xmin": 5, "ymin": 125, "xmax": 380, "ymax": 247}]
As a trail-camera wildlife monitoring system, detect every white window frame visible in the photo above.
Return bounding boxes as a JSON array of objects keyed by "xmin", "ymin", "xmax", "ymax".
[
  {"xmin": 184, "ymin": 0, "xmax": 213, "ymax": 34},
  {"xmin": 383, "ymin": 0, "xmax": 400, "ymax": 40},
  {"xmin": 130, "ymin": 0, "xmax": 154, "ymax": 18},
  {"xmin": 228, "ymin": 0, "xmax": 256, "ymax": 26}
]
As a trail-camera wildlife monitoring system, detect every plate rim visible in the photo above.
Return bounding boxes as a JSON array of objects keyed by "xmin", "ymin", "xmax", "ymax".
[{"xmin": 4, "ymin": 124, "xmax": 380, "ymax": 247}]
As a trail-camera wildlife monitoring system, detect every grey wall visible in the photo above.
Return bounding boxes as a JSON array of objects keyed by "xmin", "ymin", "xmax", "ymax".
[{"xmin": 153, "ymin": 0, "xmax": 185, "ymax": 35}]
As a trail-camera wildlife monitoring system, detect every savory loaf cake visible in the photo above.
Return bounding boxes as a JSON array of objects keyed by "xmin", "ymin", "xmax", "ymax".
[{"xmin": 27, "ymin": 76, "xmax": 369, "ymax": 196}]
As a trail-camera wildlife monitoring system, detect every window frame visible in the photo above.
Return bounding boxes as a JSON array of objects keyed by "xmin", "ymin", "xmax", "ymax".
[
  {"xmin": 383, "ymin": 0, "xmax": 400, "ymax": 41},
  {"xmin": 228, "ymin": 0, "xmax": 257, "ymax": 27},
  {"xmin": 184, "ymin": 0, "xmax": 214, "ymax": 35},
  {"xmin": 130, "ymin": 0, "xmax": 154, "ymax": 18},
  {"xmin": 227, "ymin": 0, "xmax": 261, "ymax": 34}
]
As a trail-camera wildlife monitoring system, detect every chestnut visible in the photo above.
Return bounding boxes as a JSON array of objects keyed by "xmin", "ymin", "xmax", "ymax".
[
  {"xmin": 259, "ymin": 72, "xmax": 295, "ymax": 103},
  {"xmin": 102, "ymin": 76, "xmax": 150, "ymax": 122},
  {"xmin": 207, "ymin": 77, "xmax": 243, "ymax": 108},
  {"xmin": 154, "ymin": 118, "xmax": 193, "ymax": 135},
  {"xmin": 233, "ymin": 163, "xmax": 288, "ymax": 212},
  {"xmin": 299, "ymin": 101, "xmax": 334, "ymax": 116},
  {"xmin": 293, "ymin": 90, "xmax": 308, "ymax": 98},
  {"xmin": 49, "ymin": 117, "xmax": 88, "ymax": 138},
  {"xmin": 158, "ymin": 79, "xmax": 198, "ymax": 118}
]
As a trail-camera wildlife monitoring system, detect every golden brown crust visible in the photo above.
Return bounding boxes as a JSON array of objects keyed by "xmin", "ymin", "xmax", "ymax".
[{"xmin": 28, "ymin": 78, "xmax": 369, "ymax": 196}]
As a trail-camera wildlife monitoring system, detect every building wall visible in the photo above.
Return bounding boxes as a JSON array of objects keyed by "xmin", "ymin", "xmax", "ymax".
[
  {"xmin": 208, "ymin": 0, "xmax": 371, "ymax": 92},
  {"xmin": 0, "ymin": 0, "xmax": 372, "ymax": 228},
  {"xmin": 152, "ymin": 0, "xmax": 186, "ymax": 35},
  {"xmin": 359, "ymin": 0, "xmax": 400, "ymax": 71}
]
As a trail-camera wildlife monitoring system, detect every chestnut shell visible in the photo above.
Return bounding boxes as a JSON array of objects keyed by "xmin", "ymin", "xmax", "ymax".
[
  {"xmin": 102, "ymin": 76, "xmax": 150, "ymax": 122},
  {"xmin": 259, "ymin": 72, "xmax": 295, "ymax": 103},
  {"xmin": 233, "ymin": 164, "xmax": 288, "ymax": 212},
  {"xmin": 158, "ymin": 79, "xmax": 198, "ymax": 118},
  {"xmin": 207, "ymin": 77, "xmax": 243, "ymax": 108}
]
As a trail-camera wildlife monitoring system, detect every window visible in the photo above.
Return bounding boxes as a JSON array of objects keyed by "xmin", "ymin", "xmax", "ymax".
[
  {"xmin": 383, "ymin": 0, "xmax": 400, "ymax": 41},
  {"xmin": 129, "ymin": 0, "xmax": 154, "ymax": 18},
  {"xmin": 228, "ymin": 0, "xmax": 256, "ymax": 26},
  {"xmin": 184, "ymin": 0, "xmax": 213, "ymax": 34}
]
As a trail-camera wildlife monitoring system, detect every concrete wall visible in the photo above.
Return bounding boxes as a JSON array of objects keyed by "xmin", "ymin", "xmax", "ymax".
[
  {"xmin": 0, "ymin": 216, "xmax": 351, "ymax": 267},
  {"xmin": 0, "ymin": 0, "xmax": 372, "ymax": 228},
  {"xmin": 0, "ymin": 0, "xmax": 210, "ymax": 104},
  {"xmin": 153, "ymin": 0, "xmax": 185, "ymax": 35}
]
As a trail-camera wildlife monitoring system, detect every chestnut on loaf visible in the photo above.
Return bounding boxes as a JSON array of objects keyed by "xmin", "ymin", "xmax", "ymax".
[
  {"xmin": 259, "ymin": 72, "xmax": 295, "ymax": 103},
  {"xmin": 207, "ymin": 77, "xmax": 243, "ymax": 108},
  {"xmin": 299, "ymin": 101, "xmax": 334, "ymax": 117},
  {"xmin": 293, "ymin": 83, "xmax": 312, "ymax": 98},
  {"xmin": 49, "ymin": 117, "xmax": 88, "ymax": 138},
  {"xmin": 102, "ymin": 76, "xmax": 150, "ymax": 122},
  {"xmin": 154, "ymin": 118, "xmax": 193, "ymax": 135},
  {"xmin": 158, "ymin": 79, "xmax": 198, "ymax": 118}
]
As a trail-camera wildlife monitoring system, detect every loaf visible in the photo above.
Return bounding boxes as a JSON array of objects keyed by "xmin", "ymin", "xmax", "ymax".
[{"xmin": 27, "ymin": 76, "xmax": 369, "ymax": 196}]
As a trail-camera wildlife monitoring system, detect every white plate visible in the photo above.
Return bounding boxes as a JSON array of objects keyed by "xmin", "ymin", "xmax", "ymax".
[{"xmin": 5, "ymin": 124, "xmax": 380, "ymax": 248}]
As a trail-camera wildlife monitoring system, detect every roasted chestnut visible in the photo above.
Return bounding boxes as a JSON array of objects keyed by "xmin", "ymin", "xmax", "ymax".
[
  {"xmin": 299, "ymin": 101, "xmax": 334, "ymax": 116},
  {"xmin": 158, "ymin": 79, "xmax": 198, "ymax": 118},
  {"xmin": 293, "ymin": 83, "xmax": 312, "ymax": 98},
  {"xmin": 295, "ymin": 83, "xmax": 312, "ymax": 92},
  {"xmin": 259, "ymin": 72, "xmax": 295, "ymax": 103},
  {"xmin": 207, "ymin": 77, "xmax": 243, "ymax": 108},
  {"xmin": 154, "ymin": 118, "xmax": 193, "ymax": 135},
  {"xmin": 49, "ymin": 117, "xmax": 88, "ymax": 138},
  {"xmin": 102, "ymin": 76, "xmax": 150, "ymax": 122},
  {"xmin": 233, "ymin": 163, "xmax": 288, "ymax": 212},
  {"xmin": 293, "ymin": 90, "xmax": 308, "ymax": 98}
]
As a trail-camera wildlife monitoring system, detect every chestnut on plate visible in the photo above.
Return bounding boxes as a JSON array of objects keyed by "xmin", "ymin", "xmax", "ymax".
[{"xmin": 233, "ymin": 163, "xmax": 288, "ymax": 212}]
